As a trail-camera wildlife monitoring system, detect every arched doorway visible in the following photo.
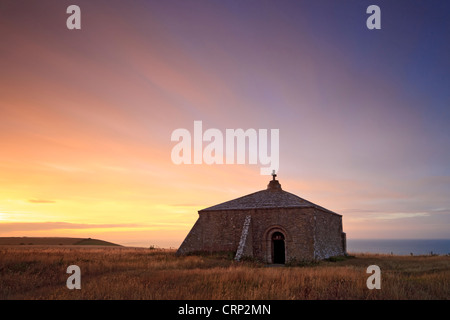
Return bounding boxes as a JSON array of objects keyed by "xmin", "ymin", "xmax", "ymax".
[{"xmin": 272, "ymin": 232, "xmax": 285, "ymax": 264}]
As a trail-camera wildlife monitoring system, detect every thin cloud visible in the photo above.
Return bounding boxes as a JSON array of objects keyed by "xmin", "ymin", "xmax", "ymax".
[
  {"xmin": 27, "ymin": 199, "xmax": 56, "ymax": 204},
  {"xmin": 348, "ymin": 212, "xmax": 430, "ymax": 222},
  {"xmin": 0, "ymin": 222, "xmax": 191, "ymax": 233},
  {"xmin": 0, "ymin": 222, "xmax": 140, "ymax": 232},
  {"xmin": 171, "ymin": 203, "xmax": 205, "ymax": 207},
  {"xmin": 340, "ymin": 209, "xmax": 378, "ymax": 214},
  {"xmin": 373, "ymin": 212, "xmax": 430, "ymax": 220}
]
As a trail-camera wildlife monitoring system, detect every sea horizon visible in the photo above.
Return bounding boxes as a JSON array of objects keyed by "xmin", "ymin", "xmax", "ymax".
[
  {"xmin": 118, "ymin": 238, "xmax": 450, "ymax": 256},
  {"xmin": 346, "ymin": 238, "xmax": 450, "ymax": 256}
]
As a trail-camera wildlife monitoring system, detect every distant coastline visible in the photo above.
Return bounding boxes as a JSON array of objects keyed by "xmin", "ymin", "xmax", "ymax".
[{"xmin": 347, "ymin": 239, "xmax": 450, "ymax": 255}]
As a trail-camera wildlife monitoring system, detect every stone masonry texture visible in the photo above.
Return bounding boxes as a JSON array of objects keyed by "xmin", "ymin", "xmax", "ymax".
[{"xmin": 177, "ymin": 178, "xmax": 346, "ymax": 263}]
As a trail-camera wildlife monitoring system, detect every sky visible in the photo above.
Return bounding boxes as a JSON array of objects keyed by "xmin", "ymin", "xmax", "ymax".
[{"xmin": 0, "ymin": 0, "xmax": 449, "ymax": 247}]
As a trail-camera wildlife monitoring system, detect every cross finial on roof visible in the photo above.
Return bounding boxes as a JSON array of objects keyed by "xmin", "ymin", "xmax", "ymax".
[{"xmin": 272, "ymin": 170, "xmax": 277, "ymax": 181}]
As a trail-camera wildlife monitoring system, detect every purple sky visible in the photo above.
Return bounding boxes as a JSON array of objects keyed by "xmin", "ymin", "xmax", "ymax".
[{"xmin": 0, "ymin": 1, "xmax": 449, "ymax": 246}]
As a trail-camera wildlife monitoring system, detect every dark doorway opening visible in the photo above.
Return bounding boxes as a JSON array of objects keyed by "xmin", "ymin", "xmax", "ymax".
[{"xmin": 272, "ymin": 232, "xmax": 285, "ymax": 264}]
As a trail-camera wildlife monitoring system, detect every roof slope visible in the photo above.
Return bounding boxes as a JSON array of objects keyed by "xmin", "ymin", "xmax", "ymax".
[{"xmin": 199, "ymin": 179, "xmax": 340, "ymax": 216}]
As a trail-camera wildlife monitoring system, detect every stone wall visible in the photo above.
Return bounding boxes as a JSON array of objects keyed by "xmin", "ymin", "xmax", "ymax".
[
  {"xmin": 176, "ymin": 209, "xmax": 250, "ymax": 255},
  {"xmin": 177, "ymin": 207, "xmax": 345, "ymax": 262},
  {"xmin": 250, "ymin": 208, "xmax": 315, "ymax": 263},
  {"xmin": 313, "ymin": 208, "xmax": 345, "ymax": 259},
  {"xmin": 176, "ymin": 217, "xmax": 204, "ymax": 255}
]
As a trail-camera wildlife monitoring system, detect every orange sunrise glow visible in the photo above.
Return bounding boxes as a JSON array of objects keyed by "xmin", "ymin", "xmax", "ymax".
[{"xmin": 1, "ymin": 1, "xmax": 449, "ymax": 248}]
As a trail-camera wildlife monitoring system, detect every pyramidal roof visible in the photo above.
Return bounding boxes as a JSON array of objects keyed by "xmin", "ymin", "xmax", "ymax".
[{"xmin": 199, "ymin": 175, "xmax": 341, "ymax": 216}]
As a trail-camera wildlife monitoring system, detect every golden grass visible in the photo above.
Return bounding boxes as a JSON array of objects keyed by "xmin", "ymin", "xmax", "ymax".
[{"xmin": 0, "ymin": 246, "xmax": 448, "ymax": 299}]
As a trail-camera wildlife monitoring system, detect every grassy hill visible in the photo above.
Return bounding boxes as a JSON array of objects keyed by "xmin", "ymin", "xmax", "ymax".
[
  {"xmin": 73, "ymin": 238, "xmax": 120, "ymax": 246},
  {"xmin": 0, "ymin": 237, "xmax": 121, "ymax": 246}
]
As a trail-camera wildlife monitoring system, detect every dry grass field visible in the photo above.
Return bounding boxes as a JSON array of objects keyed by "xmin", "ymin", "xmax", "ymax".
[{"xmin": 0, "ymin": 246, "xmax": 449, "ymax": 300}]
